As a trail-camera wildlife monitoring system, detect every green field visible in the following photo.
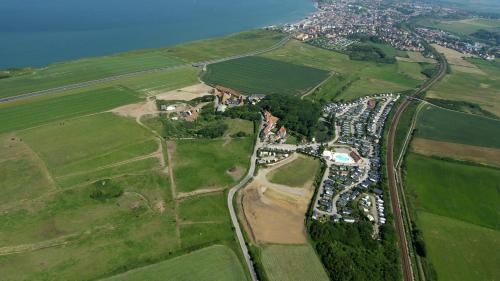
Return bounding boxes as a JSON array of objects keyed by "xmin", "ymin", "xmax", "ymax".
[
  {"xmin": 0, "ymin": 86, "xmax": 140, "ymax": 134},
  {"xmin": 172, "ymin": 137, "xmax": 254, "ymax": 193},
  {"xmin": 405, "ymin": 153, "xmax": 500, "ymax": 281},
  {"xmin": 261, "ymin": 244, "xmax": 329, "ymax": 281},
  {"xmin": 261, "ymin": 40, "xmax": 422, "ymax": 100},
  {"xmin": 415, "ymin": 105, "xmax": 500, "ymax": 149},
  {"xmin": 179, "ymin": 192, "xmax": 229, "ymax": 223},
  {"xmin": 427, "ymin": 59, "xmax": 500, "ymax": 116},
  {"xmin": 0, "ymin": 52, "xmax": 185, "ymax": 98},
  {"xmin": 165, "ymin": 29, "xmax": 286, "ymax": 62},
  {"xmin": 268, "ymin": 155, "xmax": 320, "ymax": 187},
  {"xmin": 202, "ymin": 56, "xmax": 329, "ymax": 95},
  {"xmin": 103, "ymin": 245, "xmax": 247, "ymax": 281},
  {"xmin": 418, "ymin": 17, "xmax": 500, "ymax": 35}
]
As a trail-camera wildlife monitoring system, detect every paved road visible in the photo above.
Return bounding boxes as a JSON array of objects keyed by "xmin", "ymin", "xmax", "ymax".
[
  {"xmin": 227, "ymin": 121, "xmax": 263, "ymax": 281},
  {"xmin": 0, "ymin": 35, "xmax": 291, "ymax": 104},
  {"xmin": 385, "ymin": 50, "xmax": 447, "ymax": 281}
]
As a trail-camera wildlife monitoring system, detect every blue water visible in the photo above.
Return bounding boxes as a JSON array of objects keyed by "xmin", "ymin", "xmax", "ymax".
[{"xmin": 0, "ymin": 0, "xmax": 314, "ymax": 69}]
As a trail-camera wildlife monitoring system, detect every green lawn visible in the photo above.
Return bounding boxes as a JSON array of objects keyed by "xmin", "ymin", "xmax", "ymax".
[
  {"xmin": 173, "ymin": 137, "xmax": 254, "ymax": 193},
  {"xmin": 417, "ymin": 212, "xmax": 500, "ymax": 281},
  {"xmin": 0, "ymin": 52, "xmax": 185, "ymax": 98},
  {"xmin": 261, "ymin": 244, "xmax": 329, "ymax": 281},
  {"xmin": 179, "ymin": 192, "xmax": 229, "ymax": 223},
  {"xmin": 0, "ymin": 86, "xmax": 141, "ymax": 134},
  {"xmin": 415, "ymin": 105, "xmax": 500, "ymax": 149},
  {"xmin": 103, "ymin": 245, "xmax": 247, "ymax": 281},
  {"xmin": 225, "ymin": 118, "xmax": 255, "ymax": 135},
  {"xmin": 202, "ymin": 56, "xmax": 329, "ymax": 95},
  {"xmin": 179, "ymin": 222, "xmax": 235, "ymax": 249},
  {"xmin": 268, "ymin": 155, "xmax": 320, "ymax": 187}
]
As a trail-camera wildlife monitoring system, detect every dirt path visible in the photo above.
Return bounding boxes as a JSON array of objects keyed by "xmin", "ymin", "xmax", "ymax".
[
  {"xmin": 165, "ymin": 141, "xmax": 181, "ymax": 245},
  {"xmin": 176, "ymin": 187, "xmax": 225, "ymax": 200}
]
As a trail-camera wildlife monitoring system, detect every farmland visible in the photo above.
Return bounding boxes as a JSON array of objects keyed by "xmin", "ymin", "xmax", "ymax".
[
  {"xmin": 261, "ymin": 40, "xmax": 423, "ymax": 100},
  {"xmin": 417, "ymin": 17, "xmax": 500, "ymax": 36},
  {"xmin": 415, "ymin": 105, "xmax": 500, "ymax": 149},
  {"xmin": 404, "ymin": 153, "xmax": 500, "ymax": 281},
  {"xmin": 202, "ymin": 56, "xmax": 330, "ymax": 95},
  {"xmin": 261, "ymin": 244, "xmax": 329, "ymax": 281},
  {"xmin": 102, "ymin": 245, "xmax": 247, "ymax": 281},
  {"xmin": 268, "ymin": 154, "xmax": 320, "ymax": 187}
]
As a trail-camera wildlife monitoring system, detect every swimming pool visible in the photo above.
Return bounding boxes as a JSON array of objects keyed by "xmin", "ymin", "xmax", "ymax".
[{"xmin": 334, "ymin": 153, "xmax": 354, "ymax": 164}]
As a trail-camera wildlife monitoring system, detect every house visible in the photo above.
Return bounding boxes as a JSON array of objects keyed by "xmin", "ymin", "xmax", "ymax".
[
  {"xmin": 349, "ymin": 150, "xmax": 362, "ymax": 163},
  {"xmin": 215, "ymin": 85, "xmax": 245, "ymax": 106},
  {"xmin": 247, "ymin": 94, "xmax": 266, "ymax": 104}
]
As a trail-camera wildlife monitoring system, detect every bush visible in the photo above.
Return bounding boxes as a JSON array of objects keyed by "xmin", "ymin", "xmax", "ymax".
[{"xmin": 90, "ymin": 179, "xmax": 123, "ymax": 201}]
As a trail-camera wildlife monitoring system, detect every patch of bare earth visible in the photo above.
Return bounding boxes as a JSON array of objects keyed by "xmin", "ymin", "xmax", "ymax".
[
  {"xmin": 241, "ymin": 153, "xmax": 314, "ymax": 244},
  {"xmin": 155, "ymin": 83, "xmax": 213, "ymax": 101},
  {"xmin": 227, "ymin": 166, "xmax": 244, "ymax": 181},
  {"xmin": 432, "ymin": 44, "xmax": 485, "ymax": 75},
  {"xmin": 412, "ymin": 138, "xmax": 500, "ymax": 167},
  {"xmin": 111, "ymin": 98, "xmax": 158, "ymax": 119}
]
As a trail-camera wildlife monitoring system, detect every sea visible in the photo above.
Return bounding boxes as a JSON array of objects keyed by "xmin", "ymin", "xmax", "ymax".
[{"xmin": 0, "ymin": 0, "xmax": 314, "ymax": 69}]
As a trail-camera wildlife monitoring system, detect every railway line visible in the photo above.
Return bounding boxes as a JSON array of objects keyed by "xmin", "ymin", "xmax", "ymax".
[{"xmin": 385, "ymin": 51, "xmax": 447, "ymax": 281}]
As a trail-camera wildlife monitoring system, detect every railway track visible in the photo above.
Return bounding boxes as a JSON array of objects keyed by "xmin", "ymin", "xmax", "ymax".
[{"xmin": 386, "ymin": 51, "xmax": 446, "ymax": 281}]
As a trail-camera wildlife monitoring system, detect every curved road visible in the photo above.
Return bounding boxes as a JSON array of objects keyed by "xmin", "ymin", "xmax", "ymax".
[
  {"xmin": 0, "ymin": 35, "xmax": 291, "ymax": 104},
  {"xmin": 386, "ymin": 51, "xmax": 447, "ymax": 281},
  {"xmin": 227, "ymin": 121, "xmax": 262, "ymax": 281}
]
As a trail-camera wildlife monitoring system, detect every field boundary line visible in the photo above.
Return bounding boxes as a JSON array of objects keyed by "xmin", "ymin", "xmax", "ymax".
[{"xmin": 409, "ymin": 97, "xmax": 500, "ymax": 122}]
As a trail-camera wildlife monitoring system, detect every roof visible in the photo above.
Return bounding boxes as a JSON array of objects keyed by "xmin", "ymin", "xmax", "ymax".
[{"xmin": 215, "ymin": 85, "xmax": 243, "ymax": 97}]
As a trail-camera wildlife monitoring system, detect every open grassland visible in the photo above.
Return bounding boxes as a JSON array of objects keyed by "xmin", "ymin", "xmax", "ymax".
[
  {"xmin": 397, "ymin": 51, "xmax": 436, "ymax": 63},
  {"xmin": 406, "ymin": 153, "xmax": 500, "ymax": 230},
  {"xmin": 415, "ymin": 105, "xmax": 500, "ymax": 149},
  {"xmin": 225, "ymin": 118, "xmax": 255, "ymax": 135},
  {"xmin": 412, "ymin": 138, "xmax": 500, "ymax": 167},
  {"xmin": 261, "ymin": 244, "xmax": 329, "ymax": 281},
  {"xmin": 164, "ymin": 29, "xmax": 286, "ymax": 62},
  {"xmin": 261, "ymin": 40, "xmax": 422, "ymax": 100},
  {"xmin": 103, "ymin": 245, "xmax": 247, "ymax": 281},
  {"xmin": 17, "ymin": 113, "xmax": 157, "ymax": 180},
  {"xmin": 179, "ymin": 192, "xmax": 229, "ymax": 223},
  {"xmin": 0, "ymin": 86, "xmax": 140, "ymax": 134},
  {"xmin": 426, "ymin": 57, "xmax": 500, "ymax": 116},
  {"xmin": 405, "ymin": 153, "xmax": 500, "ymax": 281},
  {"xmin": 418, "ymin": 17, "xmax": 500, "ymax": 35},
  {"xmin": 268, "ymin": 155, "xmax": 320, "ymax": 187},
  {"xmin": 202, "ymin": 56, "xmax": 329, "ymax": 95},
  {"xmin": 173, "ymin": 137, "xmax": 254, "ymax": 193},
  {"xmin": 0, "ymin": 52, "xmax": 185, "ymax": 98},
  {"xmin": 417, "ymin": 212, "xmax": 500, "ymax": 281}
]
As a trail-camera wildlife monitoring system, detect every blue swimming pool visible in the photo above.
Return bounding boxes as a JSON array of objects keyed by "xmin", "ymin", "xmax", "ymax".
[{"xmin": 334, "ymin": 153, "xmax": 352, "ymax": 163}]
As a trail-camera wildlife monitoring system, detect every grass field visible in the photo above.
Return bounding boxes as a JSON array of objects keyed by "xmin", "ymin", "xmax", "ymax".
[
  {"xmin": 173, "ymin": 137, "xmax": 254, "ymax": 192},
  {"xmin": 261, "ymin": 244, "xmax": 329, "ymax": 281},
  {"xmin": 261, "ymin": 40, "xmax": 422, "ymax": 100},
  {"xmin": 405, "ymin": 153, "xmax": 500, "ymax": 281},
  {"xmin": 0, "ymin": 86, "xmax": 140, "ymax": 134},
  {"xmin": 0, "ymin": 52, "xmax": 185, "ymax": 98},
  {"xmin": 268, "ymin": 155, "xmax": 320, "ymax": 187},
  {"xmin": 179, "ymin": 192, "xmax": 229, "ymax": 223},
  {"xmin": 202, "ymin": 56, "xmax": 330, "ymax": 95},
  {"xmin": 165, "ymin": 29, "xmax": 286, "ymax": 62},
  {"xmin": 426, "ymin": 59, "xmax": 500, "ymax": 116},
  {"xmin": 406, "ymin": 153, "xmax": 500, "ymax": 230},
  {"xmin": 418, "ymin": 17, "xmax": 500, "ymax": 35},
  {"xmin": 415, "ymin": 105, "xmax": 500, "ymax": 149},
  {"xmin": 103, "ymin": 245, "xmax": 247, "ymax": 281}
]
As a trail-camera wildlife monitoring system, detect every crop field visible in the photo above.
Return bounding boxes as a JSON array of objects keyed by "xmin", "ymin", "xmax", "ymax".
[
  {"xmin": 202, "ymin": 56, "xmax": 329, "ymax": 95},
  {"xmin": 172, "ymin": 137, "xmax": 254, "ymax": 193},
  {"xmin": 405, "ymin": 153, "xmax": 500, "ymax": 281},
  {"xmin": 426, "ymin": 59, "xmax": 500, "ymax": 116},
  {"xmin": 261, "ymin": 244, "xmax": 329, "ymax": 281},
  {"xmin": 415, "ymin": 105, "xmax": 500, "ymax": 149},
  {"xmin": 0, "ymin": 52, "xmax": 185, "ymax": 98},
  {"xmin": 261, "ymin": 40, "xmax": 422, "ymax": 100},
  {"xmin": 103, "ymin": 245, "xmax": 247, "ymax": 281},
  {"xmin": 268, "ymin": 155, "xmax": 320, "ymax": 187},
  {"xmin": 0, "ymin": 86, "xmax": 140, "ymax": 134},
  {"xmin": 165, "ymin": 29, "xmax": 286, "ymax": 62}
]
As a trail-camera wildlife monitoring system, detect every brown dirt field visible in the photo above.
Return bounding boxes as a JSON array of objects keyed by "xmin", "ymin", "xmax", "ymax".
[
  {"xmin": 227, "ymin": 166, "xmax": 244, "ymax": 181},
  {"xmin": 412, "ymin": 138, "xmax": 500, "ymax": 167},
  {"xmin": 241, "ymin": 153, "xmax": 315, "ymax": 244},
  {"xmin": 110, "ymin": 98, "xmax": 158, "ymax": 119},
  {"xmin": 155, "ymin": 83, "xmax": 213, "ymax": 101}
]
